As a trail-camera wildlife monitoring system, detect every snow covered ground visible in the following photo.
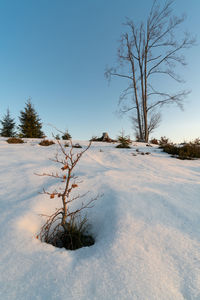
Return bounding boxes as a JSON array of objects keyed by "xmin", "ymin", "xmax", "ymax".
[{"xmin": 0, "ymin": 138, "xmax": 200, "ymax": 300}]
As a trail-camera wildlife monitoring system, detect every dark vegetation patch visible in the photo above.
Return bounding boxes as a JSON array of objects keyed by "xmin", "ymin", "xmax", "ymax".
[
  {"xmin": 160, "ymin": 143, "xmax": 200, "ymax": 160},
  {"xmin": 6, "ymin": 137, "xmax": 24, "ymax": 144},
  {"xmin": 39, "ymin": 139, "xmax": 55, "ymax": 146},
  {"xmin": 159, "ymin": 136, "xmax": 170, "ymax": 146},
  {"xmin": 116, "ymin": 132, "xmax": 132, "ymax": 149},
  {"xmin": 62, "ymin": 131, "xmax": 72, "ymax": 140},
  {"xmin": 39, "ymin": 215, "xmax": 95, "ymax": 250},
  {"xmin": 150, "ymin": 138, "xmax": 159, "ymax": 145},
  {"xmin": 90, "ymin": 132, "xmax": 116, "ymax": 143},
  {"xmin": 73, "ymin": 143, "xmax": 82, "ymax": 148},
  {"xmin": 116, "ymin": 143, "xmax": 131, "ymax": 149}
]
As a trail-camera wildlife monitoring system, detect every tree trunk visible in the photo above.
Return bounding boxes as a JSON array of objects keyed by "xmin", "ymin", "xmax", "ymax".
[{"xmin": 144, "ymin": 44, "xmax": 149, "ymax": 143}]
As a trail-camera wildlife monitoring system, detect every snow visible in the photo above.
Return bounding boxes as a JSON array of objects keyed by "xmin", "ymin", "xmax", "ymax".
[{"xmin": 0, "ymin": 138, "xmax": 200, "ymax": 300}]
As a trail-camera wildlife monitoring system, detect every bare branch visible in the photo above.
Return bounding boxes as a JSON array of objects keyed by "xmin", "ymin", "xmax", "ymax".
[
  {"xmin": 147, "ymin": 90, "xmax": 190, "ymax": 111},
  {"xmin": 106, "ymin": 71, "xmax": 133, "ymax": 81},
  {"xmin": 147, "ymin": 39, "xmax": 192, "ymax": 77},
  {"xmin": 120, "ymin": 105, "xmax": 137, "ymax": 113}
]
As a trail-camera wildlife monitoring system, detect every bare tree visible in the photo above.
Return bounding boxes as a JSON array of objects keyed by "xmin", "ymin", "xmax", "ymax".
[
  {"xmin": 105, "ymin": 0, "xmax": 195, "ymax": 142},
  {"xmin": 36, "ymin": 140, "xmax": 98, "ymax": 250}
]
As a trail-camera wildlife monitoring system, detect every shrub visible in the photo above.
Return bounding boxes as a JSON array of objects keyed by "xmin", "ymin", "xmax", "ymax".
[
  {"xmin": 62, "ymin": 130, "xmax": 71, "ymax": 140},
  {"xmin": 36, "ymin": 140, "xmax": 97, "ymax": 250},
  {"xmin": 159, "ymin": 136, "xmax": 170, "ymax": 146},
  {"xmin": 116, "ymin": 132, "xmax": 132, "ymax": 148},
  {"xmin": 39, "ymin": 139, "xmax": 55, "ymax": 146},
  {"xmin": 6, "ymin": 137, "xmax": 24, "ymax": 144},
  {"xmin": 116, "ymin": 143, "xmax": 131, "ymax": 149},
  {"xmin": 90, "ymin": 136, "xmax": 101, "ymax": 142},
  {"xmin": 193, "ymin": 138, "xmax": 200, "ymax": 145},
  {"xmin": 73, "ymin": 143, "xmax": 82, "ymax": 148},
  {"xmin": 161, "ymin": 144, "xmax": 179, "ymax": 155},
  {"xmin": 150, "ymin": 138, "xmax": 159, "ymax": 145},
  {"xmin": 178, "ymin": 144, "xmax": 200, "ymax": 159},
  {"xmin": 55, "ymin": 134, "xmax": 60, "ymax": 140},
  {"xmin": 90, "ymin": 133, "xmax": 116, "ymax": 143},
  {"xmin": 161, "ymin": 143, "xmax": 200, "ymax": 160}
]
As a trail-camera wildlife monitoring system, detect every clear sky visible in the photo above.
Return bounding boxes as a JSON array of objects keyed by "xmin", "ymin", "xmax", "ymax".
[{"xmin": 0, "ymin": 0, "xmax": 199, "ymax": 142}]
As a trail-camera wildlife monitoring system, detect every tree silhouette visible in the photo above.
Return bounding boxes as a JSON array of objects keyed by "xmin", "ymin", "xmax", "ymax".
[
  {"xmin": 0, "ymin": 109, "xmax": 16, "ymax": 137},
  {"xmin": 18, "ymin": 99, "xmax": 44, "ymax": 138}
]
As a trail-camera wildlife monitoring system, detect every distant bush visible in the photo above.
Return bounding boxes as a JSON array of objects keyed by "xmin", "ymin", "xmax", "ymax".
[
  {"xmin": 193, "ymin": 138, "xmax": 200, "ymax": 145},
  {"xmin": 179, "ymin": 143, "xmax": 200, "ymax": 159},
  {"xmin": 7, "ymin": 137, "xmax": 24, "ymax": 144},
  {"xmin": 90, "ymin": 136, "xmax": 102, "ymax": 142},
  {"xmin": 116, "ymin": 143, "xmax": 131, "ymax": 149},
  {"xmin": 55, "ymin": 134, "xmax": 60, "ymax": 140},
  {"xmin": 159, "ymin": 136, "xmax": 170, "ymax": 146},
  {"xmin": 160, "ymin": 144, "xmax": 178, "ymax": 155},
  {"xmin": 116, "ymin": 132, "xmax": 132, "ymax": 149},
  {"xmin": 161, "ymin": 143, "xmax": 200, "ymax": 160},
  {"xmin": 73, "ymin": 143, "xmax": 82, "ymax": 148},
  {"xmin": 39, "ymin": 139, "xmax": 55, "ymax": 146},
  {"xmin": 150, "ymin": 138, "xmax": 159, "ymax": 145},
  {"xmin": 62, "ymin": 131, "xmax": 71, "ymax": 140},
  {"xmin": 90, "ymin": 133, "xmax": 116, "ymax": 143}
]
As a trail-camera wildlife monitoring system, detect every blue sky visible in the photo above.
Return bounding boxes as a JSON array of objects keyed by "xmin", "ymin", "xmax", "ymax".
[{"xmin": 0, "ymin": 0, "xmax": 199, "ymax": 142}]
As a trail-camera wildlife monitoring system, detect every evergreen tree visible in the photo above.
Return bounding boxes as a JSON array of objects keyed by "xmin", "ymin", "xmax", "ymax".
[
  {"xmin": 0, "ymin": 109, "xmax": 16, "ymax": 137},
  {"xmin": 18, "ymin": 99, "xmax": 44, "ymax": 138}
]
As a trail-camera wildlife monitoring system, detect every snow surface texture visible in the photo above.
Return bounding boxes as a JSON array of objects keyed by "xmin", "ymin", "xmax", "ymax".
[{"xmin": 0, "ymin": 138, "xmax": 200, "ymax": 300}]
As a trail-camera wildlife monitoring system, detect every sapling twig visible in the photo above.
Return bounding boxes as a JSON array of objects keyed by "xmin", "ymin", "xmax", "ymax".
[{"xmin": 36, "ymin": 139, "xmax": 98, "ymax": 249}]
